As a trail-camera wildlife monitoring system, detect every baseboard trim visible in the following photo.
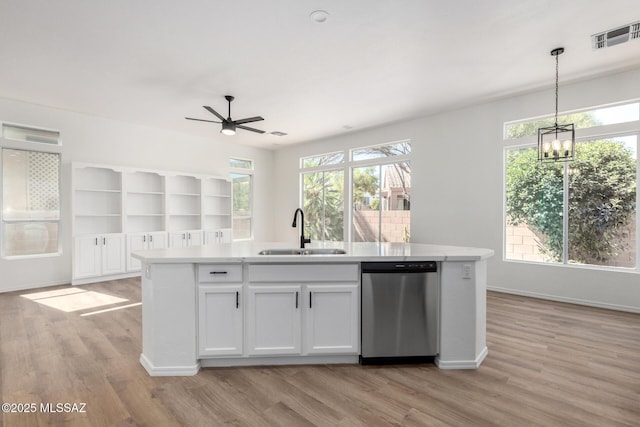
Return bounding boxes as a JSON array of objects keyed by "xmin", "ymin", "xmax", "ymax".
[
  {"xmin": 436, "ymin": 347, "xmax": 488, "ymax": 370},
  {"xmin": 488, "ymin": 286, "xmax": 640, "ymax": 314},
  {"xmin": 72, "ymin": 272, "xmax": 140, "ymax": 286},
  {"xmin": 1, "ymin": 280, "xmax": 70, "ymax": 294},
  {"xmin": 139, "ymin": 353, "xmax": 200, "ymax": 376},
  {"xmin": 200, "ymin": 355, "xmax": 359, "ymax": 368}
]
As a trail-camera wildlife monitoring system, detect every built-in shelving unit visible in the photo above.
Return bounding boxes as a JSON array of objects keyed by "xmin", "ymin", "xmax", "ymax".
[
  {"xmin": 202, "ymin": 177, "xmax": 232, "ymax": 230},
  {"xmin": 167, "ymin": 174, "xmax": 202, "ymax": 231},
  {"xmin": 125, "ymin": 171, "xmax": 165, "ymax": 233},
  {"xmin": 73, "ymin": 166, "xmax": 122, "ymax": 235},
  {"xmin": 72, "ymin": 162, "xmax": 233, "ymax": 285}
]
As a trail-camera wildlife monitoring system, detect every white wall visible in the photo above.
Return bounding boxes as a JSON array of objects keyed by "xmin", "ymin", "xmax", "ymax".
[
  {"xmin": 273, "ymin": 67, "xmax": 640, "ymax": 312},
  {"xmin": 0, "ymin": 98, "xmax": 275, "ymax": 292}
]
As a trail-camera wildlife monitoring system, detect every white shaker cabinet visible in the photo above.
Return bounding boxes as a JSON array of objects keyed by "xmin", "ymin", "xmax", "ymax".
[
  {"xmin": 304, "ymin": 284, "xmax": 359, "ymax": 355},
  {"xmin": 246, "ymin": 284, "xmax": 302, "ymax": 355},
  {"xmin": 204, "ymin": 228, "xmax": 233, "ymax": 245},
  {"xmin": 198, "ymin": 264, "xmax": 244, "ymax": 357},
  {"xmin": 126, "ymin": 232, "xmax": 167, "ymax": 272},
  {"xmin": 198, "ymin": 285, "xmax": 243, "ymax": 356},
  {"xmin": 73, "ymin": 233, "xmax": 125, "ymax": 279},
  {"xmin": 169, "ymin": 230, "xmax": 203, "ymax": 248}
]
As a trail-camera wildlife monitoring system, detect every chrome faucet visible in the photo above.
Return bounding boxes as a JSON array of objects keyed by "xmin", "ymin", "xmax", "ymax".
[{"xmin": 292, "ymin": 208, "xmax": 311, "ymax": 249}]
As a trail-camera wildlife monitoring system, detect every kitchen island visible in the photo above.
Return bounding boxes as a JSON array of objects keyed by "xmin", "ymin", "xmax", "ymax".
[{"xmin": 133, "ymin": 241, "xmax": 494, "ymax": 376}]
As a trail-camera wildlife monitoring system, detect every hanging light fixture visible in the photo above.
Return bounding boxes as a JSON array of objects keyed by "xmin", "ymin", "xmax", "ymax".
[{"xmin": 538, "ymin": 47, "xmax": 575, "ymax": 162}]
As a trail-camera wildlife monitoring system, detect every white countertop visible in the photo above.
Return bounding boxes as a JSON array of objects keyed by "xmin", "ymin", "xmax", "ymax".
[{"xmin": 132, "ymin": 241, "xmax": 494, "ymax": 263}]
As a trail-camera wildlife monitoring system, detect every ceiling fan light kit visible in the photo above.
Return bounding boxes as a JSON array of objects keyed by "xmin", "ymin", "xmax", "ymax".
[
  {"xmin": 185, "ymin": 95, "xmax": 265, "ymax": 136},
  {"xmin": 221, "ymin": 121, "xmax": 236, "ymax": 135}
]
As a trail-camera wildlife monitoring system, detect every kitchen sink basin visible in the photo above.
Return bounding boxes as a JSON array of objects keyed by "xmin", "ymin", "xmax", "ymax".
[{"xmin": 258, "ymin": 248, "xmax": 347, "ymax": 255}]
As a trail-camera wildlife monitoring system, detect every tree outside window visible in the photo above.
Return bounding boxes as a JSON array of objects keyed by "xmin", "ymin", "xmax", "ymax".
[{"xmin": 505, "ymin": 111, "xmax": 637, "ymax": 268}]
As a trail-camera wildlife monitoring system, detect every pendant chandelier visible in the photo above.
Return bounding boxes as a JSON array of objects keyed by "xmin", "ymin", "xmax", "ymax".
[{"xmin": 538, "ymin": 47, "xmax": 575, "ymax": 162}]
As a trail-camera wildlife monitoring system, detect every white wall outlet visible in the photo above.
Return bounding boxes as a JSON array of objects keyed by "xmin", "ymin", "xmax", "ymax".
[{"xmin": 462, "ymin": 264, "xmax": 472, "ymax": 279}]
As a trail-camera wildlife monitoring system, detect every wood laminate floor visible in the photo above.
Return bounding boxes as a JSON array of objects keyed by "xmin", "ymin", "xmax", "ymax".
[{"xmin": 1, "ymin": 278, "xmax": 639, "ymax": 426}]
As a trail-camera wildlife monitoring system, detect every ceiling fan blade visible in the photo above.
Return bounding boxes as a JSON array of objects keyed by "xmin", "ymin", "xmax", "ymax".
[
  {"xmin": 233, "ymin": 116, "xmax": 264, "ymax": 125},
  {"xmin": 185, "ymin": 117, "xmax": 222, "ymax": 124},
  {"xmin": 237, "ymin": 124, "xmax": 265, "ymax": 134},
  {"xmin": 203, "ymin": 106, "xmax": 226, "ymax": 122}
]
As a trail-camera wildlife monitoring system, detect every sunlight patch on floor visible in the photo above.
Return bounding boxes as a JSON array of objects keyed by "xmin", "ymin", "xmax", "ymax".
[
  {"xmin": 80, "ymin": 302, "xmax": 141, "ymax": 316},
  {"xmin": 21, "ymin": 288, "xmax": 128, "ymax": 312}
]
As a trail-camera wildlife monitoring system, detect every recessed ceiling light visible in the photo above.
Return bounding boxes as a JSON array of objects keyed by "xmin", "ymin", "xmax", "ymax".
[
  {"xmin": 310, "ymin": 10, "xmax": 329, "ymax": 24},
  {"xmin": 270, "ymin": 131, "xmax": 288, "ymax": 136},
  {"xmin": 343, "ymin": 125, "xmax": 354, "ymax": 130}
]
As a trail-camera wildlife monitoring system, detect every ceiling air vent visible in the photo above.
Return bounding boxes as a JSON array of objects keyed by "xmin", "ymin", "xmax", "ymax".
[{"xmin": 592, "ymin": 21, "xmax": 640, "ymax": 49}]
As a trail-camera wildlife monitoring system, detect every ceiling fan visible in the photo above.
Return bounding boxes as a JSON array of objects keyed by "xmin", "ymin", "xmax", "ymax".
[{"xmin": 185, "ymin": 95, "xmax": 265, "ymax": 135}]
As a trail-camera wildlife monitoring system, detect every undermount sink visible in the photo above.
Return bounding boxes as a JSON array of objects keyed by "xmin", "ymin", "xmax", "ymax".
[{"xmin": 258, "ymin": 248, "xmax": 347, "ymax": 255}]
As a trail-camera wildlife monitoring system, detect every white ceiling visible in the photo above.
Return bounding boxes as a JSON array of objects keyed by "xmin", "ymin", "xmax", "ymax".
[{"xmin": 1, "ymin": 1, "xmax": 639, "ymax": 149}]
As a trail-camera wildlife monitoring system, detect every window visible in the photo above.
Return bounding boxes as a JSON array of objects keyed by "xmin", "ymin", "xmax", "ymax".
[
  {"xmin": 2, "ymin": 148, "xmax": 61, "ymax": 257},
  {"xmin": 300, "ymin": 140, "xmax": 411, "ymax": 243},
  {"xmin": 2, "ymin": 123, "xmax": 60, "ymax": 145},
  {"xmin": 351, "ymin": 142, "xmax": 411, "ymax": 243},
  {"xmin": 504, "ymin": 101, "xmax": 639, "ymax": 270},
  {"xmin": 302, "ymin": 169, "xmax": 344, "ymax": 241},
  {"xmin": 229, "ymin": 158, "xmax": 253, "ymax": 240}
]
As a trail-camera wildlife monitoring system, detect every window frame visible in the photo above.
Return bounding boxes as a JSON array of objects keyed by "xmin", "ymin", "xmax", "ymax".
[
  {"xmin": 1, "ymin": 145, "xmax": 62, "ymax": 259},
  {"xmin": 503, "ymin": 102, "xmax": 640, "ymax": 273},
  {"xmin": 229, "ymin": 158, "xmax": 254, "ymax": 241},
  {"xmin": 300, "ymin": 139, "xmax": 411, "ymax": 243}
]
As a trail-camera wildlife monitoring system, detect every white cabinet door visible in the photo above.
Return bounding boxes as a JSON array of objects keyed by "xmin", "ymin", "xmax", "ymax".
[
  {"xmin": 187, "ymin": 230, "xmax": 203, "ymax": 247},
  {"xmin": 218, "ymin": 228, "xmax": 232, "ymax": 243},
  {"xmin": 198, "ymin": 285, "xmax": 243, "ymax": 356},
  {"xmin": 169, "ymin": 231, "xmax": 188, "ymax": 248},
  {"xmin": 304, "ymin": 284, "xmax": 359, "ymax": 355},
  {"xmin": 204, "ymin": 228, "xmax": 233, "ymax": 245},
  {"xmin": 102, "ymin": 234, "xmax": 126, "ymax": 276},
  {"xmin": 73, "ymin": 235, "xmax": 102, "ymax": 279},
  {"xmin": 126, "ymin": 233, "xmax": 146, "ymax": 272},
  {"xmin": 169, "ymin": 230, "xmax": 202, "ymax": 247},
  {"xmin": 127, "ymin": 232, "xmax": 167, "ymax": 272},
  {"xmin": 148, "ymin": 231, "xmax": 167, "ymax": 250},
  {"xmin": 247, "ymin": 285, "xmax": 302, "ymax": 355}
]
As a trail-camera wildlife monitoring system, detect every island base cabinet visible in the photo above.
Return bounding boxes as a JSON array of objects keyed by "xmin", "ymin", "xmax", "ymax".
[
  {"xmin": 246, "ymin": 285, "xmax": 302, "ymax": 355},
  {"xmin": 140, "ymin": 263, "xmax": 199, "ymax": 376},
  {"xmin": 305, "ymin": 284, "xmax": 359, "ymax": 355},
  {"xmin": 245, "ymin": 283, "xmax": 359, "ymax": 357},
  {"xmin": 198, "ymin": 285, "xmax": 243, "ymax": 356}
]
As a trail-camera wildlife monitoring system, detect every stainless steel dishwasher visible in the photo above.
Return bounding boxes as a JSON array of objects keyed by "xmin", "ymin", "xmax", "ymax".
[{"xmin": 360, "ymin": 261, "xmax": 439, "ymax": 364}]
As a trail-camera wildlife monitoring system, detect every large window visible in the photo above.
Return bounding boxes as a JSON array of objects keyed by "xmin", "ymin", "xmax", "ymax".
[
  {"xmin": 229, "ymin": 158, "xmax": 253, "ymax": 240},
  {"xmin": 504, "ymin": 101, "xmax": 639, "ymax": 270},
  {"xmin": 2, "ymin": 148, "xmax": 61, "ymax": 257},
  {"xmin": 352, "ymin": 145, "xmax": 411, "ymax": 243},
  {"xmin": 300, "ymin": 140, "xmax": 410, "ymax": 243}
]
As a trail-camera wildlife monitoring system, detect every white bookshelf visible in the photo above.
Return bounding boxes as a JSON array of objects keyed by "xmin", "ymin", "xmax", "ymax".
[
  {"xmin": 125, "ymin": 171, "xmax": 165, "ymax": 233},
  {"xmin": 73, "ymin": 166, "xmax": 122, "ymax": 235},
  {"xmin": 202, "ymin": 177, "xmax": 232, "ymax": 230},
  {"xmin": 167, "ymin": 174, "xmax": 201, "ymax": 231},
  {"xmin": 72, "ymin": 163, "xmax": 233, "ymax": 284}
]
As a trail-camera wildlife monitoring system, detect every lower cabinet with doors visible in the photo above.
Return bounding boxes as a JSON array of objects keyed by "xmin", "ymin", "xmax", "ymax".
[
  {"xmin": 197, "ymin": 263, "xmax": 244, "ymax": 357},
  {"xmin": 204, "ymin": 228, "xmax": 233, "ymax": 245},
  {"xmin": 126, "ymin": 231, "xmax": 167, "ymax": 272},
  {"xmin": 196, "ymin": 262, "xmax": 360, "ymax": 361},
  {"xmin": 73, "ymin": 233, "xmax": 126, "ymax": 280},
  {"xmin": 168, "ymin": 229, "xmax": 203, "ymax": 248}
]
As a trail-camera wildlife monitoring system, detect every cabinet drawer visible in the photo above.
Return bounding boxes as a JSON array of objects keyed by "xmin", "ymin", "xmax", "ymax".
[
  {"xmin": 248, "ymin": 263, "xmax": 359, "ymax": 283},
  {"xmin": 198, "ymin": 264, "xmax": 243, "ymax": 283}
]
